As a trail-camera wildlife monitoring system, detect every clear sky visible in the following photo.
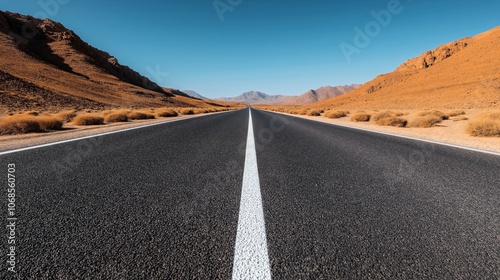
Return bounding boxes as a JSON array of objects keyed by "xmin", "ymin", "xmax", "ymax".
[{"xmin": 2, "ymin": 0, "xmax": 500, "ymax": 98}]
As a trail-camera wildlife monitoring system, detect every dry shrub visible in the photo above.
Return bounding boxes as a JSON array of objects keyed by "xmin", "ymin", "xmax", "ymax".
[
  {"xmin": 375, "ymin": 115, "xmax": 407, "ymax": 127},
  {"xmin": 193, "ymin": 108, "xmax": 208, "ymax": 114},
  {"xmin": 409, "ymin": 116, "xmax": 442, "ymax": 128},
  {"xmin": 73, "ymin": 114, "xmax": 105, "ymax": 125},
  {"xmin": 325, "ymin": 110, "xmax": 349, "ymax": 119},
  {"xmin": 306, "ymin": 110, "xmax": 322, "ymax": 116},
  {"xmin": 156, "ymin": 108, "xmax": 178, "ymax": 117},
  {"xmin": 56, "ymin": 110, "xmax": 77, "ymax": 122},
  {"xmin": 451, "ymin": 116, "xmax": 469, "ymax": 121},
  {"xmin": 104, "ymin": 112, "xmax": 129, "ymax": 123},
  {"xmin": 0, "ymin": 115, "xmax": 63, "ymax": 134},
  {"xmin": 418, "ymin": 110, "xmax": 449, "ymax": 120},
  {"xmin": 297, "ymin": 110, "xmax": 308, "ymax": 115},
  {"xmin": 467, "ymin": 112, "xmax": 500, "ymax": 137},
  {"xmin": 179, "ymin": 108, "xmax": 194, "ymax": 115},
  {"xmin": 448, "ymin": 110, "xmax": 466, "ymax": 117},
  {"xmin": 127, "ymin": 111, "xmax": 155, "ymax": 120},
  {"xmin": 351, "ymin": 113, "xmax": 371, "ymax": 122},
  {"xmin": 372, "ymin": 111, "xmax": 396, "ymax": 122}
]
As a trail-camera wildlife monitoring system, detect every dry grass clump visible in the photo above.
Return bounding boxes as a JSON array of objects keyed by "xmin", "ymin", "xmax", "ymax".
[
  {"xmin": 448, "ymin": 110, "xmax": 466, "ymax": 117},
  {"xmin": 104, "ymin": 112, "xmax": 129, "ymax": 123},
  {"xmin": 418, "ymin": 110, "xmax": 449, "ymax": 120},
  {"xmin": 179, "ymin": 108, "xmax": 195, "ymax": 115},
  {"xmin": 325, "ymin": 110, "xmax": 350, "ymax": 119},
  {"xmin": 409, "ymin": 116, "xmax": 442, "ymax": 128},
  {"xmin": 72, "ymin": 114, "xmax": 105, "ymax": 125},
  {"xmin": 376, "ymin": 117, "xmax": 408, "ymax": 127},
  {"xmin": 0, "ymin": 115, "xmax": 64, "ymax": 134},
  {"xmin": 127, "ymin": 111, "xmax": 156, "ymax": 120},
  {"xmin": 55, "ymin": 110, "xmax": 78, "ymax": 122},
  {"xmin": 372, "ymin": 111, "xmax": 396, "ymax": 122},
  {"xmin": 452, "ymin": 116, "xmax": 469, "ymax": 121},
  {"xmin": 306, "ymin": 110, "xmax": 322, "ymax": 116},
  {"xmin": 156, "ymin": 108, "xmax": 178, "ymax": 117},
  {"xmin": 373, "ymin": 111, "xmax": 407, "ymax": 127},
  {"xmin": 350, "ymin": 113, "xmax": 371, "ymax": 122},
  {"xmin": 467, "ymin": 112, "xmax": 500, "ymax": 137}
]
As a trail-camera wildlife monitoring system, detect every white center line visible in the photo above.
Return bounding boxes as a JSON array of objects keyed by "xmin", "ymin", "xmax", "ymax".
[{"xmin": 232, "ymin": 108, "xmax": 272, "ymax": 280}]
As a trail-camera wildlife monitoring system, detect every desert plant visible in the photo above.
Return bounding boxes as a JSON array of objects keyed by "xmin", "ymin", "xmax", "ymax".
[
  {"xmin": 306, "ymin": 110, "xmax": 322, "ymax": 116},
  {"xmin": 350, "ymin": 113, "xmax": 371, "ymax": 122},
  {"xmin": 418, "ymin": 110, "xmax": 449, "ymax": 120},
  {"xmin": 179, "ymin": 108, "xmax": 194, "ymax": 115},
  {"xmin": 0, "ymin": 115, "xmax": 63, "ymax": 134},
  {"xmin": 466, "ymin": 112, "xmax": 500, "ymax": 137},
  {"xmin": 448, "ymin": 110, "xmax": 466, "ymax": 117},
  {"xmin": 325, "ymin": 110, "xmax": 349, "ymax": 119},
  {"xmin": 127, "ymin": 111, "xmax": 155, "ymax": 120},
  {"xmin": 156, "ymin": 108, "xmax": 178, "ymax": 117},
  {"xmin": 376, "ymin": 116, "xmax": 407, "ymax": 127},
  {"xmin": 72, "ymin": 114, "xmax": 105, "ymax": 125},
  {"xmin": 56, "ymin": 110, "xmax": 78, "ymax": 122},
  {"xmin": 104, "ymin": 112, "xmax": 129, "ymax": 123},
  {"xmin": 409, "ymin": 116, "xmax": 442, "ymax": 128}
]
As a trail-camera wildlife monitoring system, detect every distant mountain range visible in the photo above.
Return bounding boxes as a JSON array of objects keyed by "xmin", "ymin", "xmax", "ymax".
[
  {"xmin": 183, "ymin": 90, "xmax": 207, "ymax": 99},
  {"xmin": 218, "ymin": 85, "xmax": 360, "ymax": 105}
]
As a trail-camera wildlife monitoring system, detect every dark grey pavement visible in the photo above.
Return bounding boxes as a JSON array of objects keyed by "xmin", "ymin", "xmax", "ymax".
[{"xmin": 1, "ymin": 107, "xmax": 499, "ymax": 279}]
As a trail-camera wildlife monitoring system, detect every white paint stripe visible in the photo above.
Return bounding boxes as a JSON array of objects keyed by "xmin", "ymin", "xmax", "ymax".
[
  {"xmin": 266, "ymin": 110, "xmax": 500, "ymax": 157},
  {"xmin": 0, "ymin": 111, "xmax": 234, "ymax": 156},
  {"xmin": 232, "ymin": 109, "xmax": 272, "ymax": 280}
]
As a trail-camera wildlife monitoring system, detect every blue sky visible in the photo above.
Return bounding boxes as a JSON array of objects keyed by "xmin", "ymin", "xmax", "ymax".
[{"xmin": 2, "ymin": 0, "xmax": 500, "ymax": 98}]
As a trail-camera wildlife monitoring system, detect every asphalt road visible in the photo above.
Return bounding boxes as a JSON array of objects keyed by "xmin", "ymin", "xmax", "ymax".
[{"xmin": 1, "ymin": 107, "xmax": 499, "ymax": 279}]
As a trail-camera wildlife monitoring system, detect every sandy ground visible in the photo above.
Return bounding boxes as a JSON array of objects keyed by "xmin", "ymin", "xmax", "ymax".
[
  {"xmin": 271, "ymin": 109, "xmax": 500, "ymax": 154},
  {"xmin": 0, "ymin": 112, "xmax": 228, "ymax": 153}
]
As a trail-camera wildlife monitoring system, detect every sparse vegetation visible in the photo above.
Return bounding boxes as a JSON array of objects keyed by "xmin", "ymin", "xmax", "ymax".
[
  {"xmin": 0, "ymin": 115, "xmax": 63, "ymax": 134},
  {"xmin": 350, "ymin": 113, "xmax": 371, "ymax": 122},
  {"xmin": 104, "ymin": 112, "xmax": 129, "ymax": 123},
  {"xmin": 448, "ymin": 110, "xmax": 466, "ymax": 117},
  {"xmin": 72, "ymin": 114, "xmax": 105, "ymax": 125},
  {"xmin": 376, "ymin": 117, "xmax": 408, "ymax": 127},
  {"xmin": 179, "ymin": 108, "xmax": 195, "ymax": 115},
  {"xmin": 409, "ymin": 116, "xmax": 443, "ymax": 128},
  {"xmin": 325, "ymin": 110, "xmax": 349, "ymax": 119},
  {"xmin": 127, "ymin": 111, "xmax": 155, "ymax": 120},
  {"xmin": 467, "ymin": 112, "xmax": 500, "ymax": 137},
  {"xmin": 418, "ymin": 110, "xmax": 449, "ymax": 120},
  {"xmin": 306, "ymin": 110, "xmax": 322, "ymax": 116},
  {"xmin": 55, "ymin": 110, "xmax": 77, "ymax": 122},
  {"xmin": 373, "ymin": 111, "xmax": 407, "ymax": 127},
  {"xmin": 156, "ymin": 108, "xmax": 178, "ymax": 117}
]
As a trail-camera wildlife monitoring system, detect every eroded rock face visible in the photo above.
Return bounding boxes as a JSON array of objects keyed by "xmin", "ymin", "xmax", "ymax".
[
  {"xmin": 397, "ymin": 40, "xmax": 469, "ymax": 71},
  {"xmin": 0, "ymin": 11, "xmax": 165, "ymax": 94}
]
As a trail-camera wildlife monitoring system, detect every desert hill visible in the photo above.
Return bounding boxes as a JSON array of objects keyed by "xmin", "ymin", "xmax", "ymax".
[
  {"xmin": 310, "ymin": 26, "xmax": 500, "ymax": 110},
  {"xmin": 0, "ymin": 11, "xmax": 227, "ymax": 112}
]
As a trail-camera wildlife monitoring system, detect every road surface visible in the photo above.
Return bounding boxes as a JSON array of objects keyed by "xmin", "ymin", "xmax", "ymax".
[{"xmin": 1, "ymin": 107, "xmax": 499, "ymax": 279}]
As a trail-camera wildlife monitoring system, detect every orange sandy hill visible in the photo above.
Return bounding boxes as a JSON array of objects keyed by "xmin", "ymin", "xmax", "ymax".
[
  {"xmin": 310, "ymin": 26, "xmax": 500, "ymax": 110},
  {"xmin": 0, "ymin": 11, "xmax": 229, "ymax": 112}
]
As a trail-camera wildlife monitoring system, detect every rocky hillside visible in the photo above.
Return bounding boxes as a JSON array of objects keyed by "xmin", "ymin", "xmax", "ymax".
[
  {"xmin": 0, "ymin": 11, "xmax": 203, "ymax": 111},
  {"xmin": 311, "ymin": 26, "xmax": 500, "ymax": 110}
]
